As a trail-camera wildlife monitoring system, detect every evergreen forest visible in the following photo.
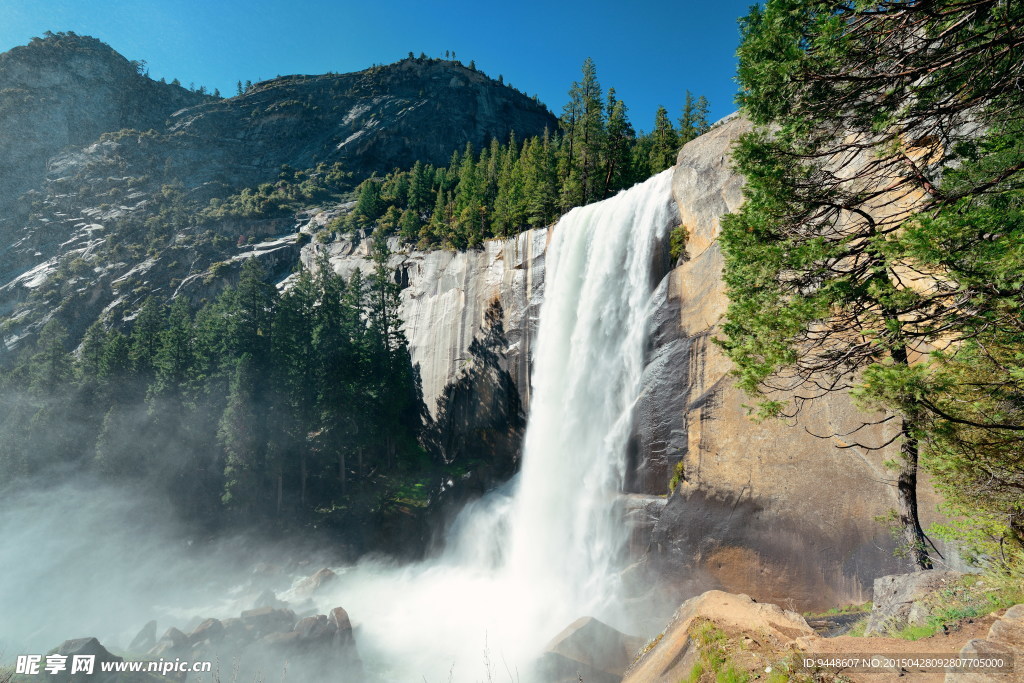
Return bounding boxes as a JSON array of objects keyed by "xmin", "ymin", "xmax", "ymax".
[{"xmin": 340, "ymin": 59, "xmax": 709, "ymax": 249}]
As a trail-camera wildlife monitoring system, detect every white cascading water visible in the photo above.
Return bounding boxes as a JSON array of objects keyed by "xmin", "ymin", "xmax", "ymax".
[{"xmin": 319, "ymin": 169, "xmax": 677, "ymax": 682}]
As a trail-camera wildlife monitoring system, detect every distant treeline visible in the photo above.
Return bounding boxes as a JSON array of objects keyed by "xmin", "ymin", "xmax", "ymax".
[
  {"xmin": 0, "ymin": 245, "xmax": 431, "ymax": 540},
  {"xmin": 339, "ymin": 59, "xmax": 709, "ymax": 249}
]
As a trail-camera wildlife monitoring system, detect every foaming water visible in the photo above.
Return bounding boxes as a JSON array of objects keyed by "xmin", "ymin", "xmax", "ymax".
[{"xmin": 318, "ymin": 170, "xmax": 677, "ymax": 681}]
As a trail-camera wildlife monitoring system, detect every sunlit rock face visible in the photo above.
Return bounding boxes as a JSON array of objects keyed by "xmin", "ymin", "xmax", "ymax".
[{"xmin": 632, "ymin": 114, "xmax": 957, "ymax": 611}]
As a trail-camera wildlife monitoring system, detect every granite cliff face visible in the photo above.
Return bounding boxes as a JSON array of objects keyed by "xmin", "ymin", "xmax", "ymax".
[{"xmin": 631, "ymin": 116, "xmax": 956, "ymax": 610}]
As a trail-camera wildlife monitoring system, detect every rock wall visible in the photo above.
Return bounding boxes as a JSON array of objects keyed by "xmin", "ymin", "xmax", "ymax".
[
  {"xmin": 307, "ymin": 227, "xmax": 549, "ymax": 417},
  {"xmin": 632, "ymin": 115, "xmax": 953, "ymax": 611}
]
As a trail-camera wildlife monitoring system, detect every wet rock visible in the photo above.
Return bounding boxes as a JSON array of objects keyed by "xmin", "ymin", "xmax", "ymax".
[
  {"xmin": 148, "ymin": 626, "xmax": 189, "ymax": 657},
  {"xmin": 47, "ymin": 637, "xmax": 122, "ymax": 682},
  {"xmin": 635, "ymin": 114, "xmax": 961, "ymax": 615},
  {"xmin": 253, "ymin": 588, "xmax": 288, "ymax": 609},
  {"xmin": 220, "ymin": 617, "xmax": 249, "ymax": 648},
  {"xmin": 535, "ymin": 616, "xmax": 645, "ymax": 683},
  {"xmin": 127, "ymin": 619, "xmax": 156, "ymax": 652},
  {"xmin": 292, "ymin": 567, "xmax": 336, "ymax": 599},
  {"xmin": 329, "ymin": 606, "xmax": 352, "ymax": 629},
  {"xmin": 865, "ymin": 570, "xmax": 965, "ymax": 636},
  {"xmin": 293, "ymin": 614, "xmax": 336, "ymax": 646},
  {"xmin": 240, "ymin": 606, "xmax": 296, "ymax": 637},
  {"xmin": 259, "ymin": 630, "xmax": 303, "ymax": 648},
  {"xmin": 329, "ymin": 606, "xmax": 363, "ymax": 672},
  {"xmin": 188, "ymin": 617, "xmax": 225, "ymax": 646}
]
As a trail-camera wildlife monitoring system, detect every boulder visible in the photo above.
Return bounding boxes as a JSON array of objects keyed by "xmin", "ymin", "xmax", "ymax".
[
  {"xmin": 623, "ymin": 590, "xmax": 814, "ymax": 683},
  {"xmin": 148, "ymin": 626, "xmax": 189, "ymax": 657},
  {"xmin": 864, "ymin": 570, "xmax": 965, "ymax": 636},
  {"xmin": 329, "ymin": 606, "xmax": 363, "ymax": 672},
  {"xmin": 329, "ymin": 606, "xmax": 355, "ymax": 642},
  {"xmin": 188, "ymin": 617, "xmax": 225, "ymax": 646},
  {"xmin": 257, "ymin": 614, "xmax": 338, "ymax": 654},
  {"xmin": 987, "ymin": 603, "xmax": 1024, "ymax": 650},
  {"xmin": 293, "ymin": 614, "xmax": 336, "ymax": 646},
  {"xmin": 535, "ymin": 616, "xmax": 645, "ymax": 683},
  {"xmin": 291, "ymin": 567, "xmax": 336, "ymax": 599},
  {"xmin": 220, "ymin": 617, "xmax": 249, "ymax": 647},
  {"xmin": 240, "ymin": 606, "xmax": 296, "ymax": 637},
  {"xmin": 127, "ymin": 619, "xmax": 156, "ymax": 652},
  {"xmin": 259, "ymin": 630, "xmax": 303, "ymax": 649},
  {"xmin": 47, "ymin": 637, "xmax": 122, "ymax": 682},
  {"xmin": 945, "ymin": 604, "xmax": 1023, "ymax": 683},
  {"xmin": 253, "ymin": 588, "xmax": 288, "ymax": 609}
]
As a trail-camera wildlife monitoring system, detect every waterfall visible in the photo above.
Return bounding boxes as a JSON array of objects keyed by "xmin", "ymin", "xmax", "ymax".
[
  {"xmin": 500, "ymin": 166, "xmax": 676, "ymax": 615},
  {"xmin": 324, "ymin": 169, "xmax": 677, "ymax": 682}
]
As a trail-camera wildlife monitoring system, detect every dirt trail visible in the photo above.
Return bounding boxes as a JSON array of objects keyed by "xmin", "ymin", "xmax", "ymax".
[{"xmin": 798, "ymin": 614, "xmax": 999, "ymax": 682}]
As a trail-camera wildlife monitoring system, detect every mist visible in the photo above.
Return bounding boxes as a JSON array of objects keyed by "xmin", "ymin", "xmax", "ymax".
[{"xmin": 0, "ymin": 477, "xmax": 347, "ymax": 671}]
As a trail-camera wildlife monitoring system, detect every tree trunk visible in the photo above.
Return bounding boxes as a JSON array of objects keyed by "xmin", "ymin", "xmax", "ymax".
[
  {"xmin": 897, "ymin": 417, "xmax": 934, "ymax": 570},
  {"xmin": 891, "ymin": 342, "xmax": 933, "ymax": 570}
]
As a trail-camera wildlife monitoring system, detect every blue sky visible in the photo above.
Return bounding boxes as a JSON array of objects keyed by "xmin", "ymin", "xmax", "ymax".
[{"xmin": 1, "ymin": 0, "xmax": 755, "ymax": 131}]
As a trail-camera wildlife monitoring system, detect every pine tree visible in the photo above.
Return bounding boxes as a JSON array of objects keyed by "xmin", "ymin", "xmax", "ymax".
[
  {"xmin": 603, "ymin": 89, "xmax": 635, "ymax": 196},
  {"xmin": 129, "ymin": 297, "xmax": 165, "ymax": 381},
  {"xmin": 407, "ymin": 161, "xmax": 433, "ymax": 215},
  {"xmin": 355, "ymin": 177, "xmax": 384, "ymax": 224},
  {"xmin": 229, "ymin": 258, "xmax": 277, "ymax": 367},
  {"xmin": 576, "ymin": 57, "xmax": 606, "ymax": 204},
  {"xmin": 493, "ymin": 137, "xmax": 526, "ymax": 236},
  {"xmin": 151, "ymin": 297, "xmax": 196, "ymax": 399},
  {"xmin": 524, "ymin": 129, "xmax": 558, "ymax": 227},
  {"xmin": 648, "ymin": 106, "xmax": 678, "ymax": 174},
  {"xmin": 219, "ymin": 353, "xmax": 263, "ymax": 512},
  {"xmin": 677, "ymin": 91, "xmax": 710, "ymax": 147},
  {"xmin": 399, "ymin": 208, "xmax": 421, "ymax": 241},
  {"xmin": 453, "ymin": 143, "xmax": 484, "ymax": 247}
]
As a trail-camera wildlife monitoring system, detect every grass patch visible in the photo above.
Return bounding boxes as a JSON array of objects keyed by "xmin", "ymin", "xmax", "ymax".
[
  {"xmin": 889, "ymin": 574, "xmax": 1024, "ymax": 640},
  {"xmin": 846, "ymin": 616, "xmax": 869, "ymax": 637},
  {"xmin": 680, "ymin": 619, "xmax": 856, "ymax": 682},
  {"xmin": 687, "ymin": 621, "xmax": 750, "ymax": 683}
]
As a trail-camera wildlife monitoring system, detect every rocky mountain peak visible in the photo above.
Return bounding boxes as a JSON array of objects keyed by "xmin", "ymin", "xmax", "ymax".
[{"xmin": 0, "ymin": 32, "xmax": 211, "ymax": 220}]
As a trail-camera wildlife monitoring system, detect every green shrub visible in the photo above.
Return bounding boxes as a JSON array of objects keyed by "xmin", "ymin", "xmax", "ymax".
[{"xmin": 669, "ymin": 223, "xmax": 689, "ymax": 261}]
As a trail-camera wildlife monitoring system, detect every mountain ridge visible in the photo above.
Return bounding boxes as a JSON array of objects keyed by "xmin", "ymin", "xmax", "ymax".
[{"xmin": 0, "ymin": 33, "xmax": 557, "ymax": 355}]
